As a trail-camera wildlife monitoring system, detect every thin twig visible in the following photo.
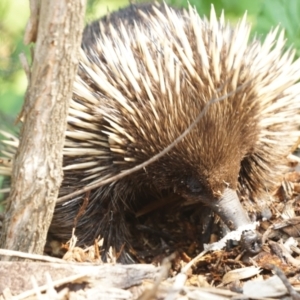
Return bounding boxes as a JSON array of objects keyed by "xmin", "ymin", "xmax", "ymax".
[{"xmin": 264, "ymin": 264, "xmax": 300, "ymax": 300}]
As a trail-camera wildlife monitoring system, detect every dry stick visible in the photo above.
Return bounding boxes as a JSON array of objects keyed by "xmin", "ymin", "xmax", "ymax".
[
  {"xmin": 165, "ymin": 250, "xmax": 209, "ymax": 300},
  {"xmin": 58, "ymin": 81, "xmax": 250, "ymax": 203},
  {"xmin": 0, "ymin": 248, "xmax": 67, "ymax": 263},
  {"xmin": 264, "ymin": 264, "xmax": 300, "ymax": 300},
  {"xmin": 13, "ymin": 273, "xmax": 89, "ymax": 300},
  {"xmin": 19, "ymin": 53, "xmax": 30, "ymax": 82},
  {"xmin": 138, "ymin": 254, "xmax": 175, "ymax": 300}
]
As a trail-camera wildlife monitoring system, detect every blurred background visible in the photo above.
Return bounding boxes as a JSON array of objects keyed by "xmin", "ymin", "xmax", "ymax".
[{"xmin": 0, "ymin": 0, "xmax": 300, "ymax": 205}]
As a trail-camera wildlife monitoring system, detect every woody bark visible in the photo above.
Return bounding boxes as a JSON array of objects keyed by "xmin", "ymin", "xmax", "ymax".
[{"xmin": 0, "ymin": 0, "xmax": 86, "ymax": 259}]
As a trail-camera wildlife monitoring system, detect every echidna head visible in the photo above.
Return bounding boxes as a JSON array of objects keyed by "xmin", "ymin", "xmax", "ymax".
[{"xmin": 124, "ymin": 83, "xmax": 260, "ymax": 233}]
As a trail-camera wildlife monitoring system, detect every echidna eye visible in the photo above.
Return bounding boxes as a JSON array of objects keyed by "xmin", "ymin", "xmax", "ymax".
[{"xmin": 185, "ymin": 177, "xmax": 203, "ymax": 194}]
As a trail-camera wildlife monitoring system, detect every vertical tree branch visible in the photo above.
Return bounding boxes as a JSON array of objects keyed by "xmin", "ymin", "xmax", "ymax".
[{"xmin": 0, "ymin": 0, "xmax": 86, "ymax": 258}]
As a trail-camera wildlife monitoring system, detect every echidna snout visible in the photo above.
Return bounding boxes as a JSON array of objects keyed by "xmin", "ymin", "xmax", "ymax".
[{"xmin": 207, "ymin": 188, "xmax": 262, "ymax": 254}]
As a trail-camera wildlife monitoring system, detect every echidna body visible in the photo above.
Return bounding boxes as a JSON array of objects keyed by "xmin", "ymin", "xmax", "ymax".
[{"xmin": 2, "ymin": 3, "xmax": 300, "ymax": 262}]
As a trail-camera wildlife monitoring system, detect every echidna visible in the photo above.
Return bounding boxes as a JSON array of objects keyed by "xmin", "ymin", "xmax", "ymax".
[{"xmin": 2, "ymin": 2, "xmax": 300, "ymax": 263}]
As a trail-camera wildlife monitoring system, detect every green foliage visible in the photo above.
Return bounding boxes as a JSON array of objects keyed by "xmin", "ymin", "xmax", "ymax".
[
  {"xmin": 0, "ymin": 0, "xmax": 29, "ymax": 119},
  {"xmin": 170, "ymin": 0, "xmax": 300, "ymax": 50},
  {"xmin": 85, "ymin": 0, "xmax": 129, "ymax": 23},
  {"xmin": 255, "ymin": 0, "xmax": 300, "ymax": 56},
  {"xmin": 170, "ymin": 0, "xmax": 262, "ymax": 19}
]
